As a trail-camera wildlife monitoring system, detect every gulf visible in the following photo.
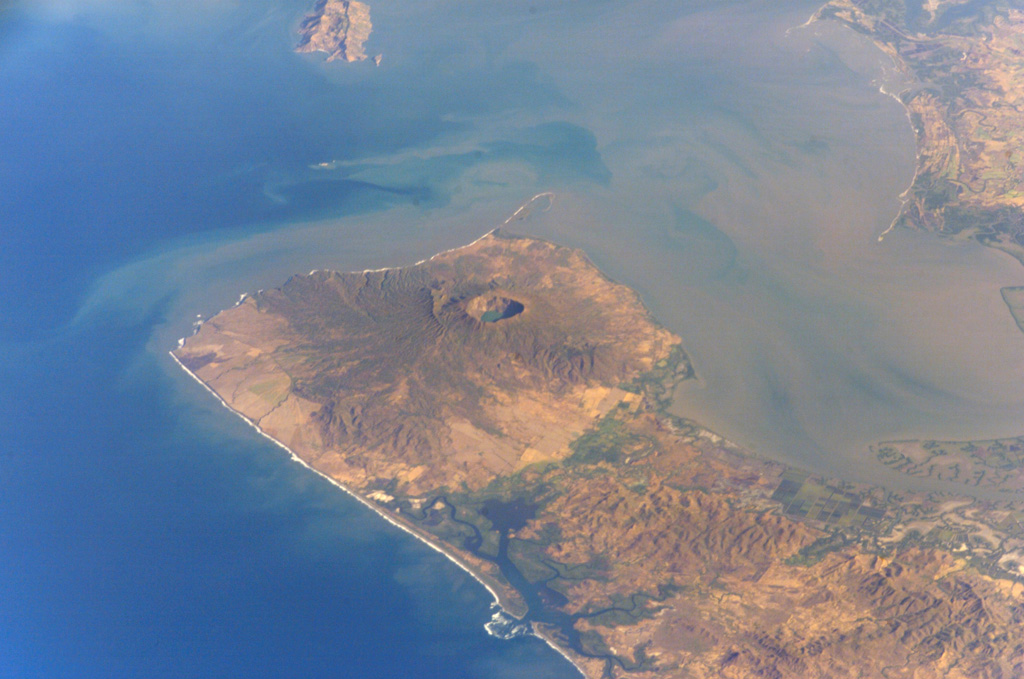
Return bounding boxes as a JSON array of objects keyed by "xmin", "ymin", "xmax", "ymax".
[{"xmin": 4, "ymin": 0, "xmax": 1024, "ymax": 676}]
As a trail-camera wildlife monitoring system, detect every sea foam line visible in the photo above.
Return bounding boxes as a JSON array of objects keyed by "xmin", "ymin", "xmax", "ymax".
[
  {"xmin": 169, "ymin": 349, "xmax": 589, "ymax": 678},
  {"xmin": 167, "ymin": 350, "xmax": 509, "ymax": 607},
  {"xmin": 169, "ymin": 200, "xmax": 593, "ymax": 677},
  {"xmin": 303, "ymin": 228, "xmax": 501, "ymax": 277},
  {"xmin": 533, "ymin": 628, "xmax": 589, "ymax": 678}
]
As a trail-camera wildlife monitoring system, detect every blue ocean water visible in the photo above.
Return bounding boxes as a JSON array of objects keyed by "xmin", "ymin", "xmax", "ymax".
[
  {"xmin": 0, "ymin": 305, "xmax": 578, "ymax": 678},
  {"xmin": 0, "ymin": 0, "xmax": 592, "ymax": 340},
  {"xmin": 0, "ymin": 1, "xmax": 585, "ymax": 676},
  {"xmin": 7, "ymin": 0, "xmax": 1023, "ymax": 674}
]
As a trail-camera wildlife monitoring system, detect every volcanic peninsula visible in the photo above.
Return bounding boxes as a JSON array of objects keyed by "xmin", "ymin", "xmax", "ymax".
[{"xmin": 173, "ymin": 230, "xmax": 1024, "ymax": 679}]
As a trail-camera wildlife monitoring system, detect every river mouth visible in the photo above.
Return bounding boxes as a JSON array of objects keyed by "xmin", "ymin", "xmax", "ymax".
[
  {"xmin": 29, "ymin": 0, "xmax": 1024, "ymax": 676},
  {"xmin": 421, "ymin": 494, "xmax": 648, "ymax": 668}
]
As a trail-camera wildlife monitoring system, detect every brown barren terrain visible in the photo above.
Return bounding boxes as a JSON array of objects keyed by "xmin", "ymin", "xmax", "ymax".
[
  {"xmin": 174, "ymin": 230, "xmax": 1024, "ymax": 678},
  {"xmin": 816, "ymin": 0, "xmax": 1024, "ymax": 263},
  {"xmin": 295, "ymin": 0, "xmax": 372, "ymax": 63},
  {"xmin": 175, "ymin": 231, "xmax": 679, "ymax": 497}
]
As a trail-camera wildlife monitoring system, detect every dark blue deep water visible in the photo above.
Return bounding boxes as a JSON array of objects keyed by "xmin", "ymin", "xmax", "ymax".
[
  {"xmin": 12, "ymin": 0, "xmax": 1015, "ymax": 675},
  {"xmin": 0, "ymin": 305, "xmax": 576, "ymax": 678},
  {"xmin": 0, "ymin": 1, "xmax": 584, "ymax": 676}
]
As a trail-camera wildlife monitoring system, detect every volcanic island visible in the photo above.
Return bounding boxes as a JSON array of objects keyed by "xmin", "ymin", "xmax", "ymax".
[{"xmin": 173, "ymin": 230, "xmax": 1024, "ymax": 678}]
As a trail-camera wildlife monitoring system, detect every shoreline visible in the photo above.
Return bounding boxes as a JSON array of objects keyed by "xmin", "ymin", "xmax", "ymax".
[
  {"xmin": 167, "ymin": 351, "xmax": 507, "ymax": 606},
  {"xmin": 168, "ymin": 348, "xmax": 590, "ymax": 679},
  {"xmin": 532, "ymin": 627, "xmax": 595, "ymax": 679},
  {"xmin": 302, "ymin": 192, "xmax": 557, "ymax": 280},
  {"xmin": 794, "ymin": 3, "xmax": 920, "ymax": 243},
  {"xmin": 167, "ymin": 204, "xmax": 620, "ymax": 679},
  {"xmin": 873, "ymin": 47, "xmax": 920, "ymax": 242}
]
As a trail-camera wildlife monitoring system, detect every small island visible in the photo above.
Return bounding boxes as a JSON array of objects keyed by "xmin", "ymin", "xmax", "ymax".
[
  {"xmin": 295, "ymin": 0, "xmax": 372, "ymax": 63},
  {"xmin": 174, "ymin": 230, "xmax": 1024, "ymax": 678}
]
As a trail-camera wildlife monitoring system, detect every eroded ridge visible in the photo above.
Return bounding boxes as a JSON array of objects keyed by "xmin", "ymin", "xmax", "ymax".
[
  {"xmin": 175, "ymin": 231, "xmax": 681, "ymax": 496},
  {"xmin": 295, "ymin": 0, "xmax": 372, "ymax": 63},
  {"xmin": 175, "ymin": 231, "xmax": 1024, "ymax": 678}
]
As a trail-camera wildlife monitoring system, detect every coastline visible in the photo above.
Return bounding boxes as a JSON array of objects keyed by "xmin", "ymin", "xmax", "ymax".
[
  {"xmin": 795, "ymin": 3, "xmax": 920, "ymax": 243},
  {"xmin": 532, "ymin": 627, "xmax": 600, "ymax": 679},
  {"xmin": 303, "ymin": 193, "xmax": 554, "ymax": 279},
  {"xmin": 168, "ymin": 348, "xmax": 590, "ymax": 679},
  {"xmin": 872, "ymin": 47, "xmax": 920, "ymax": 242},
  {"xmin": 166, "ymin": 202, "xmax": 646, "ymax": 679}
]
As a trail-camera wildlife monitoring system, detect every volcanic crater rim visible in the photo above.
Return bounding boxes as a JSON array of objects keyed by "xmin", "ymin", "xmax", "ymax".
[{"xmin": 467, "ymin": 293, "xmax": 526, "ymax": 323}]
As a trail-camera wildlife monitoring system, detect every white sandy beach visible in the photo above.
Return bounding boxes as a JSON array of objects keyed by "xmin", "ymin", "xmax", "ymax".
[{"xmin": 168, "ymin": 349, "xmax": 590, "ymax": 677}]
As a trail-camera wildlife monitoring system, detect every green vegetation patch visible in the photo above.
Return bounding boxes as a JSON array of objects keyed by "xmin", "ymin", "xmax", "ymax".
[
  {"xmin": 247, "ymin": 377, "xmax": 291, "ymax": 406},
  {"xmin": 507, "ymin": 539, "xmax": 561, "ymax": 584},
  {"xmin": 772, "ymin": 470, "xmax": 883, "ymax": 529},
  {"xmin": 565, "ymin": 413, "xmax": 657, "ymax": 466},
  {"xmin": 787, "ymin": 531, "xmax": 854, "ymax": 567},
  {"xmin": 412, "ymin": 500, "xmax": 494, "ymax": 555},
  {"xmin": 540, "ymin": 553, "xmax": 611, "ymax": 585},
  {"xmin": 620, "ymin": 343, "xmax": 693, "ymax": 411}
]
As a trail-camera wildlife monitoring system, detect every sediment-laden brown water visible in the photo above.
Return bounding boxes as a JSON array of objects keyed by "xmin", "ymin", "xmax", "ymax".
[{"xmin": 97, "ymin": 0, "xmax": 1024, "ymax": 490}]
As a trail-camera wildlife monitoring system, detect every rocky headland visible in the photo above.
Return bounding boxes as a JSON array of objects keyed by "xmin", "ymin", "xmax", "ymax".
[{"xmin": 295, "ymin": 0, "xmax": 372, "ymax": 63}]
